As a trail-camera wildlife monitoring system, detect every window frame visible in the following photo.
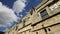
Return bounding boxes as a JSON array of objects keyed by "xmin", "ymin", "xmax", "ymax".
[{"xmin": 40, "ymin": 9, "xmax": 49, "ymax": 19}]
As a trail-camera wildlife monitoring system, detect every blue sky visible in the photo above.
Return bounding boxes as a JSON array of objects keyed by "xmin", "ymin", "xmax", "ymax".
[{"xmin": 0, "ymin": 0, "xmax": 42, "ymax": 32}]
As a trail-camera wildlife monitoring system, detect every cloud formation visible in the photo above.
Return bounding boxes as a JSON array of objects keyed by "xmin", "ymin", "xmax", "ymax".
[
  {"xmin": 0, "ymin": 2, "xmax": 18, "ymax": 27},
  {"xmin": 13, "ymin": 0, "xmax": 27, "ymax": 16},
  {"xmin": 0, "ymin": 0, "xmax": 27, "ymax": 31}
]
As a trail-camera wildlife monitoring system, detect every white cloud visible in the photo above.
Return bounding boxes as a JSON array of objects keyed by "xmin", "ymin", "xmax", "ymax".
[
  {"xmin": 13, "ymin": 0, "xmax": 27, "ymax": 16},
  {"xmin": 0, "ymin": 0, "xmax": 27, "ymax": 31},
  {"xmin": 0, "ymin": 2, "xmax": 18, "ymax": 27}
]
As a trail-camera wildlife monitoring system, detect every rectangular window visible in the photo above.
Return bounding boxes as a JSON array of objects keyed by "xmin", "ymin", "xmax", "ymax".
[
  {"xmin": 40, "ymin": 9, "xmax": 49, "ymax": 19},
  {"xmin": 36, "ymin": 32, "xmax": 38, "ymax": 34},
  {"xmin": 48, "ymin": 0, "xmax": 59, "ymax": 6},
  {"xmin": 48, "ymin": 0, "xmax": 59, "ymax": 11},
  {"xmin": 23, "ymin": 19, "xmax": 26, "ymax": 27}
]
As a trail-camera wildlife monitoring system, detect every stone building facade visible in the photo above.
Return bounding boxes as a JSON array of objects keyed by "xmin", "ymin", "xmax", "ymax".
[{"xmin": 5, "ymin": 0, "xmax": 60, "ymax": 34}]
